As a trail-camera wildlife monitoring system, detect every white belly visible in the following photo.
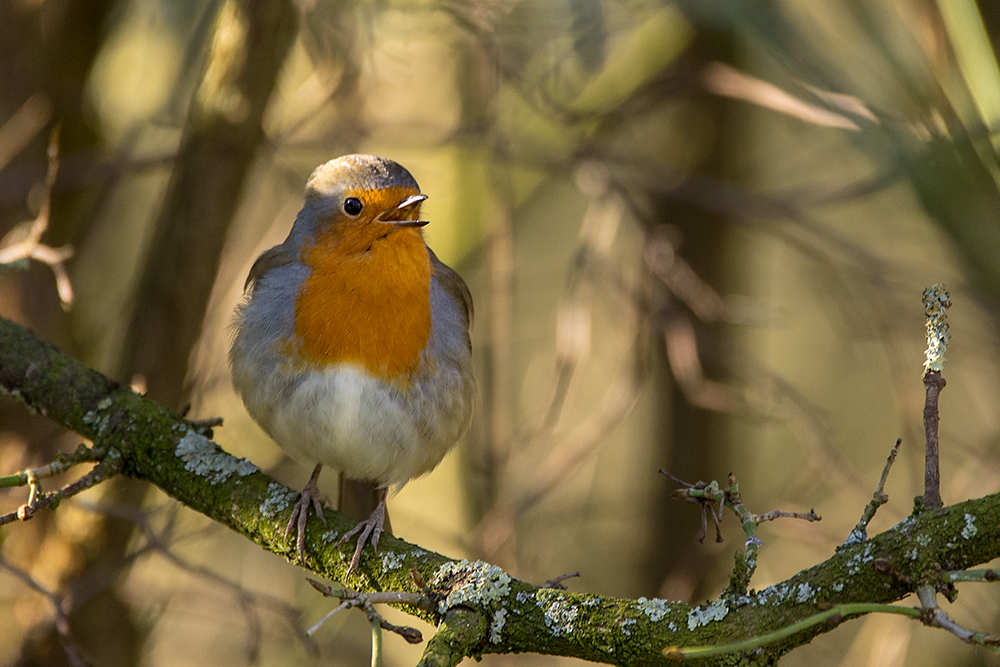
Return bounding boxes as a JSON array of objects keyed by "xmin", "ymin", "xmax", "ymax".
[{"xmin": 233, "ymin": 356, "xmax": 473, "ymax": 487}]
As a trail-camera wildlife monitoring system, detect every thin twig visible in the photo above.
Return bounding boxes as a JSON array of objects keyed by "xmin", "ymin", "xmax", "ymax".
[
  {"xmin": 664, "ymin": 603, "xmax": 920, "ymax": 660},
  {"xmin": 645, "ymin": 230, "xmax": 761, "ymax": 326},
  {"xmin": 0, "ymin": 450, "xmax": 122, "ymax": 526},
  {"xmin": 184, "ymin": 415, "xmax": 224, "ymax": 437},
  {"xmin": 0, "ymin": 443, "xmax": 101, "ymax": 489},
  {"xmin": 844, "ymin": 438, "xmax": 902, "ymax": 545},
  {"xmin": 0, "ymin": 93, "xmax": 53, "ymax": 171},
  {"xmin": 756, "ymin": 509, "xmax": 822, "ymax": 523},
  {"xmin": 541, "ymin": 571, "xmax": 581, "ymax": 590},
  {"xmin": 917, "ymin": 585, "xmax": 1000, "ymax": 651},
  {"xmin": 942, "ymin": 569, "xmax": 1000, "ymax": 583},
  {"xmin": 371, "ymin": 614, "xmax": 384, "ymax": 667},
  {"xmin": 922, "ymin": 372, "xmax": 945, "ymax": 509},
  {"xmin": 0, "ymin": 126, "xmax": 75, "ymax": 309},
  {"xmin": 306, "ymin": 600, "xmax": 352, "ymax": 637},
  {"xmin": 701, "ymin": 62, "xmax": 863, "ymax": 131},
  {"xmin": 659, "ymin": 469, "xmax": 694, "ymax": 488},
  {"xmin": 668, "ymin": 477, "xmax": 724, "ymax": 543},
  {"xmin": 668, "ymin": 472, "xmax": 821, "ymax": 594},
  {"xmin": 305, "ymin": 579, "xmax": 431, "ymax": 643},
  {"xmin": 921, "ymin": 285, "xmax": 950, "ymax": 509}
]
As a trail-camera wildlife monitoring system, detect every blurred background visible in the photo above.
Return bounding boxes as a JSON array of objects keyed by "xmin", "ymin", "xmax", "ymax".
[{"xmin": 2, "ymin": 0, "xmax": 1000, "ymax": 665}]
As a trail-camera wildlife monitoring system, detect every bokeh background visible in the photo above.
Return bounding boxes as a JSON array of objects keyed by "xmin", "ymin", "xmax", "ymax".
[{"xmin": 2, "ymin": 0, "xmax": 1000, "ymax": 665}]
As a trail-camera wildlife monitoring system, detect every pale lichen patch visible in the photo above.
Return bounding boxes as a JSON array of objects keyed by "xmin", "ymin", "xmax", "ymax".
[
  {"xmin": 176, "ymin": 431, "xmax": 257, "ymax": 483},
  {"xmin": 795, "ymin": 583, "xmax": 815, "ymax": 603},
  {"xmin": 432, "ymin": 560, "xmax": 511, "ymax": 614},
  {"xmin": 81, "ymin": 409, "xmax": 105, "ymax": 428},
  {"xmin": 620, "ymin": 618, "xmax": 637, "ymax": 636},
  {"xmin": 490, "ymin": 609, "xmax": 507, "ymax": 643},
  {"xmin": 687, "ymin": 599, "xmax": 728, "ymax": 630},
  {"xmin": 846, "ymin": 542, "xmax": 876, "ymax": 574},
  {"xmin": 922, "ymin": 284, "xmax": 950, "ymax": 372},
  {"xmin": 260, "ymin": 482, "xmax": 297, "ymax": 518},
  {"xmin": 962, "ymin": 513, "xmax": 978, "ymax": 539},
  {"xmin": 754, "ymin": 588, "xmax": 770, "ymax": 606},
  {"xmin": 543, "ymin": 599, "xmax": 578, "ymax": 637},
  {"xmin": 636, "ymin": 597, "xmax": 670, "ymax": 622},
  {"xmin": 843, "ymin": 528, "xmax": 866, "ymax": 546},
  {"xmin": 381, "ymin": 551, "xmax": 405, "ymax": 571}
]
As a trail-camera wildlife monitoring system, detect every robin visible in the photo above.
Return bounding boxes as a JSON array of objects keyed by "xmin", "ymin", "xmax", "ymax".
[{"xmin": 229, "ymin": 155, "xmax": 475, "ymax": 574}]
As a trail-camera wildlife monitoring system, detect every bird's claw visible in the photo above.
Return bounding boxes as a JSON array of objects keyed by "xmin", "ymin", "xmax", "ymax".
[
  {"xmin": 286, "ymin": 477, "xmax": 326, "ymax": 562},
  {"xmin": 337, "ymin": 501, "xmax": 386, "ymax": 577}
]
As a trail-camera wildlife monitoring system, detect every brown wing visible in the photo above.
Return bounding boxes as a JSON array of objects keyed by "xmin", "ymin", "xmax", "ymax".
[
  {"xmin": 428, "ymin": 247, "xmax": 473, "ymax": 331},
  {"xmin": 244, "ymin": 245, "xmax": 293, "ymax": 292}
]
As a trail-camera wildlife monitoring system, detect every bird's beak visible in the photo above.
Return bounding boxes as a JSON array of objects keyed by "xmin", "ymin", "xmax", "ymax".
[{"xmin": 376, "ymin": 194, "xmax": 429, "ymax": 228}]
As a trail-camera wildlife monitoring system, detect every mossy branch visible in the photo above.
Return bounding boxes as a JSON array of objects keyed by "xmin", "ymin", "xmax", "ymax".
[{"xmin": 2, "ymin": 314, "xmax": 1000, "ymax": 665}]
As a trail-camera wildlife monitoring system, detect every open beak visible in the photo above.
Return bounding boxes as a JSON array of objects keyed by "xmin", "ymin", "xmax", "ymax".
[{"xmin": 376, "ymin": 194, "xmax": 429, "ymax": 228}]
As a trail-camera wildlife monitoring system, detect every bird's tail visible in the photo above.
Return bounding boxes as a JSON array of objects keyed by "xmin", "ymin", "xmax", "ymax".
[{"xmin": 338, "ymin": 474, "xmax": 392, "ymax": 534}]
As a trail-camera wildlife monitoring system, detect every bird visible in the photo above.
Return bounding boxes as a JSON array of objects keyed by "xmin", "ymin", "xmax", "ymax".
[{"xmin": 229, "ymin": 154, "xmax": 475, "ymax": 574}]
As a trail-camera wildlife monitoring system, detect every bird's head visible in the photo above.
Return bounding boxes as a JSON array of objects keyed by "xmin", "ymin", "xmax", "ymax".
[{"xmin": 300, "ymin": 154, "xmax": 428, "ymax": 256}]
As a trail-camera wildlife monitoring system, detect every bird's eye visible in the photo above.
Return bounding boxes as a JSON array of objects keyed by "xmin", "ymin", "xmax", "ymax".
[{"xmin": 343, "ymin": 197, "xmax": 364, "ymax": 216}]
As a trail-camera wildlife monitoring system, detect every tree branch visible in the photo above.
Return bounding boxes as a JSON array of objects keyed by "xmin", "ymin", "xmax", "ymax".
[{"xmin": 2, "ymin": 313, "xmax": 1000, "ymax": 665}]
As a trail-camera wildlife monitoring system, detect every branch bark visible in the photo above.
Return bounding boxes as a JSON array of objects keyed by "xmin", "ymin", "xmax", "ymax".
[{"xmin": 2, "ymin": 314, "xmax": 1000, "ymax": 665}]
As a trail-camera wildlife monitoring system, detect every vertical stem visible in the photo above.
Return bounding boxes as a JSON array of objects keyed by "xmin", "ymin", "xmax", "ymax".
[
  {"xmin": 922, "ymin": 371, "xmax": 946, "ymax": 508},
  {"xmin": 920, "ymin": 284, "xmax": 950, "ymax": 510},
  {"xmin": 370, "ymin": 615, "xmax": 383, "ymax": 667}
]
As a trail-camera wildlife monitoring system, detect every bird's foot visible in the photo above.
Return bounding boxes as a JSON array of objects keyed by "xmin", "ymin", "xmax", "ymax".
[
  {"xmin": 337, "ymin": 494, "xmax": 387, "ymax": 577},
  {"xmin": 287, "ymin": 464, "xmax": 326, "ymax": 562}
]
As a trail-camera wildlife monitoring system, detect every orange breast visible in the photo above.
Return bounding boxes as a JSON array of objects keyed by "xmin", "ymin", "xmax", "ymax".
[{"xmin": 293, "ymin": 227, "xmax": 432, "ymax": 389}]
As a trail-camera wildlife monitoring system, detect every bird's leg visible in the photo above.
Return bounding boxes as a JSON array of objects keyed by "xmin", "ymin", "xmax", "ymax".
[
  {"xmin": 287, "ymin": 463, "xmax": 326, "ymax": 561},
  {"xmin": 337, "ymin": 487, "xmax": 388, "ymax": 577}
]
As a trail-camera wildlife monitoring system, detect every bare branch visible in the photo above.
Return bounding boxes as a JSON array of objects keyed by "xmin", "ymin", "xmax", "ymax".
[
  {"xmin": 2, "ymin": 313, "xmax": 1000, "ymax": 665},
  {"xmin": 0, "ymin": 126, "xmax": 75, "ymax": 309},
  {"xmin": 0, "ymin": 449, "xmax": 122, "ymax": 526},
  {"xmin": 702, "ymin": 62, "xmax": 864, "ymax": 130},
  {"xmin": 845, "ymin": 438, "xmax": 903, "ymax": 544},
  {"xmin": 0, "ymin": 93, "xmax": 53, "ymax": 171},
  {"xmin": 943, "ymin": 569, "xmax": 1000, "ymax": 583},
  {"xmin": 921, "ymin": 284, "xmax": 951, "ymax": 509},
  {"xmin": 541, "ymin": 571, "xmax": 581, "ymax": 590},
  {"xmin": 305, "ymin": 579, "xmax": 430, "ymax": 643},
  {"xmin": 917, "ymin": 585, "xmax": 1000, "ymax": 652},
  {"xmin": 0, "ymin": 442, "xmax": 100, "ymax": 489}
]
